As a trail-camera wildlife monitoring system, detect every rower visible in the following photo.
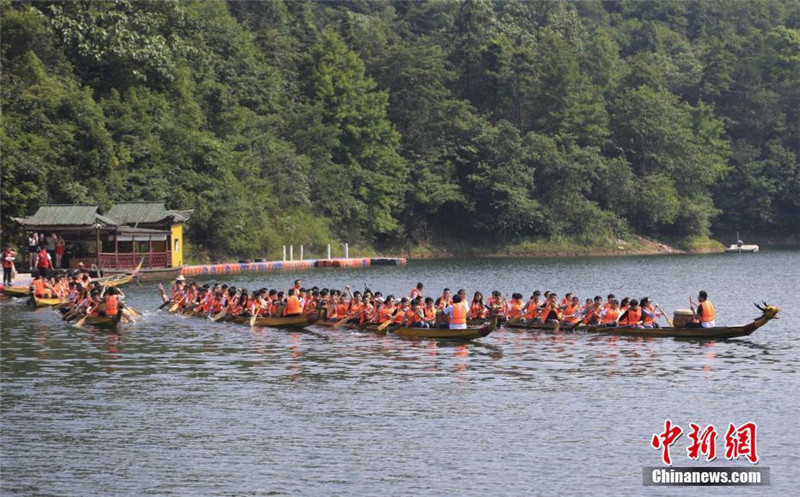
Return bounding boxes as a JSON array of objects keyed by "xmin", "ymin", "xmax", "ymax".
[
  {"xmin": 405, "ymin": 300, "xmax": 426, "ymax": 328},
  {"xmin": 469, "ymin": 292, "xmax": 488, "ymax": 320},
  {"xmin": 284, "ymin": 289, "xmax": 302, "ymax": 317},
  {"xmin": 32, "ymin": 274, "xmax": 53, "ymax": 298},
  {"xmin": 435, "ymin": 288, "xmax": 452, "ymax": 309},
  {"xmin": 101, "ymin": 287, "xmax": 120, "ymax": 317},
  {"xmin": 541, "ymin": 293, "xmax": 562, "ymax": 323},
  {"xmin": 581, "ymin": 296, "xmax": 604, "ymax": 326},
  {"xmin": 618, "ymin": 299, "xmax": 642, "ymax": 328},
  {"xmin": 423, "ymin": 297, "xmax": 437, "ymax": 327},
  {"xmin": 507, "ymin": 293, "xmax": 525, "ymax": 320},
  {"xmin": 562, "ymin": 296, "xmax": 581, "ymax": 325},
  {"xmin": 689, "ymin": 290, "xmax": 716, "ymax": 328},
  {"xmin": 443, "ymin": 294, "xmax": 468, "ymax": 330},
  {"xmin": 640, "ymin": 297, "xmax": 661, "ymax": 329},
  {"xmin": 409, "ymin": 282, "xmax": 424, "ymax": 300},
  {"xmin": 601, "ymin": 299, "xmax": 620, "ymax": 327}
]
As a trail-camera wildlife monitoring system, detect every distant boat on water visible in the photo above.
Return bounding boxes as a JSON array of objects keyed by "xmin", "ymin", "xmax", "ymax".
[{"xmin": 725, "ymin": 232, "xmax": 759, "ymax": 253}]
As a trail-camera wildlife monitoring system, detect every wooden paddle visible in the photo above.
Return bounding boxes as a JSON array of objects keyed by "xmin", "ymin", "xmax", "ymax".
[
  {"xmin": 656, "ymin": 304, "xmax": 673, "ymax": 327},
  {"xmin": 74, "ymin": 307, "xmax": 94, "ymax": 326},
  {"xmin": 376, "ymin": 318, "xmax": 394, "ymax": 331},
  {"xmin": 249, "ymin": 299, "xmax": 265, "ymax": 327},
  {"xmin": 332, "ymin": 315, "xmax": 352, "ymax": 329},
  {"xmin": 168, "ymin": 297, "xmax": 185, "ymax": 313}
]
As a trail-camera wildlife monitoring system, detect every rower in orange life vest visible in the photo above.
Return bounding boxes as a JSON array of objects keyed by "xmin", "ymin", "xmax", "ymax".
[
  {"xmin": 689, "ymin": 290, "xmax": 716, "ymax": 328},
  {"xmin": 618, "ymin": 298, "xmax": 643, "ymax": 328},
  {"xmin": 468, "ymin": 292, "xmax": 489, "ymax": 320},
  {"xmin": 409, "ymin": 282, "xmax": 424, "ymax": 301},
  {"xmin": 507, "ymin": 293, "xmax": 525, "ymax": 320},
  {"xmin": 601, "ymin": 299, "xmax": 621, "ymax": 327},
  {"xmin": 32, "ymin": 274, "xmax": 53, "ymax": 298},
  {"xmin": 639, "ymin": 297, "xmax": 662, "ymax": 329},
  {"xmin": 443, "ymin": 294, "xmax": 468, "ymax": 330},
  {"xmin": 541, "ymin": 293, "xmax": 563, "ymax": 323},
  {"xmin": 581, "ymin": 296, "xmax": 604, "ymax": 325},
  {"xmin": 562, "ymin": 296, "xmax": 582, "ymax": 325},
  {"xmin": 435, "ymin": 288, "xmax": 452, "ymax": 310},
  {"xmin": 284, "ymin": 288, "xmax": 302, "ymax": 316},
  {"xmin": 102, "ymin": 287, "xmax": 120, "ymax": 317}
]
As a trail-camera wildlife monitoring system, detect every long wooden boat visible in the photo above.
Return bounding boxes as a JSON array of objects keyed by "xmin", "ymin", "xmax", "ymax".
[
  {"xmin": 79, "ymin": 313, "xmax": 124, "ymax": 331},
  {"xmin": 100, "ymin": 266, "xmax": 180, "ymax": 282},
  {"xmin": 312, "ymin": 318, "xmax": 386, "ymax": 334},
  {"xmin": 31, "ymin": 296, "xmax": 64, "ymax": 308},
  {"xmin": 390, "ymin": 317, "xmax": 499, "ymax": 340},
  {"xmin": 505, "ymin": 319, "xmax": 586, "ymax": 332},
  {"xmin": 230, "ymin": 315, "xmax": 312, "ymax": 329},
  {"xmin": 504, "ymin": 304, "xmax": 781, "ymax": 339},
  {"xmin": 166, "ymin": 305, "xmax": 312, "ymax": 329},
  {"xmin": 2, "ymin": 285, "xmax": 31, "ymax": 297}
]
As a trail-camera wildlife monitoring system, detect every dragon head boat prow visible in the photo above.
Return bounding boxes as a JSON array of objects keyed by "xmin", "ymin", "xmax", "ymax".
[{"xmin": 754, "ymin": 302, "xmax": 781, "ymax": 321}]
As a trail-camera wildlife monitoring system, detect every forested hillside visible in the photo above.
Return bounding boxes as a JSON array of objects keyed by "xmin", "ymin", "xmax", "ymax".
[{"xmin": 2, "ymin": 0, "xmax": 799, "ymax": 258}]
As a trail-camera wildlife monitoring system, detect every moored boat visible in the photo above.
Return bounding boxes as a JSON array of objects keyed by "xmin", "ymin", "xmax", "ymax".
[
  {"xmin": 390, "ymin": 317, "xmax": 499, "ymax": 340},
  {"xmin": 30, "ymin": 296, "xmax": 63, "ymax": 308},
  {"xmin": 2, "ymin": 285, "xmax": 32, "ymax": 298}
]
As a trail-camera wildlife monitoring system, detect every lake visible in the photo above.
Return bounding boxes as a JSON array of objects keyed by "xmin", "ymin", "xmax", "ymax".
[{"xmin": 2, "ymin": 252, "xmax": 798, "ymax": 496}]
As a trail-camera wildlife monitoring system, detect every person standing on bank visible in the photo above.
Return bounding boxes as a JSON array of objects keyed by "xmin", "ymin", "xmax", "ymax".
[
  {"xmin": 2, "ymin": 245, "xmax": 16, "ymax": 286},
  {"xmin": 689, "ymin": 290, "xmax": 716, "ymax": 328},
  {"xmin": 35, "ymin": 246, "xmax": 52, "ymax": 278},
  {"xmin": 27, "ymin": 233, "xmax": 38, "ymax": 269},
  {"xmin": 55, "ymin": 235, "xmax": 66, "ymax": 269}
]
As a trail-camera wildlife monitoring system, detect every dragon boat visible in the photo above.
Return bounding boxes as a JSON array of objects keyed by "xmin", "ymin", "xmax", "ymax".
[{"xmin": 503, "ymin": 303, "xmax": 781, "ymax": 340}]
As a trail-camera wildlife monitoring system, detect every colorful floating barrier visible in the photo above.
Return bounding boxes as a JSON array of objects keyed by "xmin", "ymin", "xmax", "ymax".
[{"xmin": 181, "ymin": 257, "xmax": 405, "ymax": 277}]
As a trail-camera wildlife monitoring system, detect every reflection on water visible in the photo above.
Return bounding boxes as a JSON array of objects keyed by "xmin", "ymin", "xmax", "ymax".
[{"xmin": 2, "ymin": 252, "xmax": 799, "ymax": 496}]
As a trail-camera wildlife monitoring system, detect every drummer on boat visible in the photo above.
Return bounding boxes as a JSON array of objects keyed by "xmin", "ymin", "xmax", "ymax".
[{"xmin": 689, "ymin": 290, "xmax": 716, "ymax": 328}]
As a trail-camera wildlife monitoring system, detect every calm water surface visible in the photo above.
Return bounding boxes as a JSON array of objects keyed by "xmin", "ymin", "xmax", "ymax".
[{"xmin": 2, "ymin": 252, "xmax": 799, "ymax": 496}]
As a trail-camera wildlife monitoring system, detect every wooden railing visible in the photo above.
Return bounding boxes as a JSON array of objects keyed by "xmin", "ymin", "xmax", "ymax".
[{"xmin": 99, "ymin": 252, "xmax": 170, "ymax": 269}]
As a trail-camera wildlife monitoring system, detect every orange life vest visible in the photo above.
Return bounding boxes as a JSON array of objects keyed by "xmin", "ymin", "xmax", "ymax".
[
  {"xmin": 393, "ymin": 307, "xmax": 408, "ymax": 324},
  {"xmin": 424, "ymin": 307, "xmax": 436, "ymax": 321},
  {"xmin": 469, "ymin": 302, "xmax": 487, "ymax": 319},
  {"xmin": 33, "ymin": 279, "xmax": 49, "ymax": 298},
  {"xmin": 104, "ymin": 295, "xmax": 119, "ymax": 316},
  {"xmin": 642, "ymin": 306, "xmax": 655, "ymax": 325},
  {"xmin": 524, "ymin": 302, "xmax": 541, "ymax": 320},
  {"xmin": 699, "ymin": 300, "xmax": 716, "ymax": 323},
  {"xmin": 602, "ymin": 308, "xmax": 620, "ymax": 324},
  {"xmin": 508, "ymin": 300, "xmax": 524, "ymax": 319},
  {"xmin": 378, "ymin": 305, "xmax": 395, "ymax": 323},
  {"xmin": 450, "ymin": 303, "xmax": 467, "ymax": 325},
  {"xmin": 284, "ymin": 295, "xmax": 302, "ymax": 315},
  {"xmin": 619, "ymin": 307, "xmax": 642, "ymax": 326},
  {"xmin": 563, "ymin": 304, "xmax": 580, "ymax": 324}
]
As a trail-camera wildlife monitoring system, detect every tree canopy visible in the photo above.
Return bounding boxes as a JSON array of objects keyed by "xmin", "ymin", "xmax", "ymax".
[{"xmin": 2, "ymin": 0, "xmax": 798, "ymax": 259}]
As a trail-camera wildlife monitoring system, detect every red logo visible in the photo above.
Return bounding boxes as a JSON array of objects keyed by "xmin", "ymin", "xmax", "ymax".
[
  {"xmin": 652, "ymin": 421, "xmax": 758, "ymax": 465},
  {"xmin": 651, "ymin": 419, "xmax": 683, "ymax": 465}
]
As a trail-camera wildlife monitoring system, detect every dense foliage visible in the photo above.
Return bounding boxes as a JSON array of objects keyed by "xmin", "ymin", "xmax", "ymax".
[{"xmin": 2, "ymin": 0, "xmax": 799, "ymax": 258}]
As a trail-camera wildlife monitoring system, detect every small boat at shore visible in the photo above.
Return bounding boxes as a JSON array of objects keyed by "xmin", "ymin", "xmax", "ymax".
[
  {"xmin": 725, "ymin": 233, "xmax": 759, "ymax": 253},
  {"xmin": 504, "ymin": 304, "xmax": 780, "ymax": 339}
]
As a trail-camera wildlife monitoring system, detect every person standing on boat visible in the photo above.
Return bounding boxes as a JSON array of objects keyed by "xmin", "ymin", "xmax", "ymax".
[
  {"xmin": 689, "ymin": 291, "xmax": 716, "ymax": 328},
  {"xmin": 409, "ymin": 282, "xmax": 424, "ymax": 300},
  {"xmin": 443, "ymin": 294, "xmax": 468, "ymax": 330},
  {"xmin": 2, "ymin": 245, "xmax": 16, "ymax": 286}
]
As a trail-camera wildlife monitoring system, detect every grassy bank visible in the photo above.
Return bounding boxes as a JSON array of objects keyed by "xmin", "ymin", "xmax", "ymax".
[{"xmin": 393, "ymin": 234, "xmax": 727, "ymax": 259}]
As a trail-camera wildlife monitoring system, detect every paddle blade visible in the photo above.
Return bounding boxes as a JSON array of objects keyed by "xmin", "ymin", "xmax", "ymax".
[{"xmin": 249, "ymin": 313, "xmax": 257, "ymax": 327}]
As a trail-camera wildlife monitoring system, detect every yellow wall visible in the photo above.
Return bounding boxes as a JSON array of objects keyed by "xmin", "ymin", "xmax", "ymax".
[{"xmin": 170, "ymin": 223, "xmax": 184, "ymax": 267}]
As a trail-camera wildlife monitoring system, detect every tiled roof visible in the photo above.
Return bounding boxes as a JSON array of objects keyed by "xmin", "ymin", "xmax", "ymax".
[
  {"xmin": 106, "ymin": 201, "xmax": 172, "ymax": 224},
  {"xmin": 16, "ymin": 205, "xmax": 119, "ymax": 227}
]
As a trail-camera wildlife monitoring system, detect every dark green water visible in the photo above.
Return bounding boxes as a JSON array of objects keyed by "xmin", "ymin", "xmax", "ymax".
[{"xmin": 2, "ymin": 252, "xmax": 798, "ymax": 496}]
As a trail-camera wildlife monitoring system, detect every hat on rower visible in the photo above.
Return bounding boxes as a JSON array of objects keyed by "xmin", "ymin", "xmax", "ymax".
[{"xmin": 176, "ymin": 275, "xmax": 186, "ymax": 281}]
